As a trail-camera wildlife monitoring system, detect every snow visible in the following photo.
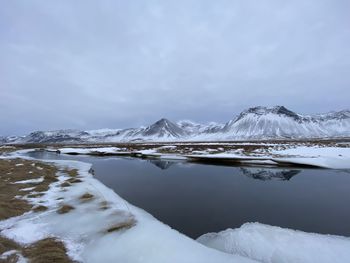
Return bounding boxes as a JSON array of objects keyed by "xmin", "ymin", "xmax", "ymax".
[
  {"xmin": 0, "ymin": 250, "xmax": 27, "ymax": 263},
  {"xmin": 59, "ymin": 147, "xmax": 123, "ymax": 155},
  {"xmin": 1, "ymin": 151, "xmax": 257, "ymax": 263},
  {"xmin": 271, "ymin": 146, "xmax": 350, "ymax": 169},
  {"xmin": 2, "ymin": 148, "xmax": 350, "ymax": 262},
  {"xmin": 186, "ymin": 146, "xmax": 350, "ymax": 169},
  {"xmin": 56, "ymin": 144, "xmax": 350, "ymax": 169},
  {"xmin": 197, "ymin": 223, "xmax": 350, "ymax": 263},
  {"xmin": 3, "ymin": 106, "xmax": 349, "ymax": 143},
  {"xmin": 13, "ymin": 176, "xmax": 44, "ymax": 184}
]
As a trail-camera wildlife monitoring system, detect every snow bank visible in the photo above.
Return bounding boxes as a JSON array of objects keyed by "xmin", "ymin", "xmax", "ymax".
[
  {"xmin": 53, "ymin": 144, "xmax": 350, "ymax": 169},
  {"xmin": 59, "ymin": 147, "xmax": 123, "ymax": 154},
  {"xmin": 186, "ymin": 146, "xmax": 350, "ymax": 169},
  {"xmin": 197, "ymin": 223, "xmax": 350, "ymax": 263},
  {"xmin": 271, "ymin": 146, "xmax": 350, "ymax": 169},
  {"xmin": 1, "ymin": 151, "xmax": 257, "ymax": 263}
]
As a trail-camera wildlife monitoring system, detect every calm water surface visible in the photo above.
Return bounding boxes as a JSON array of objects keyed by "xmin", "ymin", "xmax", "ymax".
[{"xmin": 27, "ymin": 151, "xmax": 350, "ymax": 239}]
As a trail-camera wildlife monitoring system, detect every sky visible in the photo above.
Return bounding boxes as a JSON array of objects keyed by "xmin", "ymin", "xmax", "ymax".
[{"xmin": 1, "ymin": 0, "xmax": 349, "ymax": 135}]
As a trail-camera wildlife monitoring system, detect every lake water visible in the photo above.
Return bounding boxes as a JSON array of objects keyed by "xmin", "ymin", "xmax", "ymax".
[{"xmin": 27, "ymin": 151, "xmax": 350, "ymax": 239}]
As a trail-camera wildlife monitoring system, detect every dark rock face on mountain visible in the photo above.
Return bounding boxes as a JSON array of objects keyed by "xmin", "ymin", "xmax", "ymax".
[
  {"xmin": 1, "ymin": 106, "xmax": 349, "ymax": 143},
  {"xmin": 236, "ymin": 106, "xmax": 301, "ymax": 121}
]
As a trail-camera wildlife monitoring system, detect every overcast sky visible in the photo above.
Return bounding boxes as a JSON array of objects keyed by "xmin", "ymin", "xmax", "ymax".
[{"xmin": 1, "ymin": 0, "xmax": 349, "ymax": 135}]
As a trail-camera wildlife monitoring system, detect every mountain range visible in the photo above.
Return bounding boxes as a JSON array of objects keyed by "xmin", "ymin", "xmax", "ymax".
[{"xmin": 1, "ymin": 106, "xmax": 349, "ymax": 144}]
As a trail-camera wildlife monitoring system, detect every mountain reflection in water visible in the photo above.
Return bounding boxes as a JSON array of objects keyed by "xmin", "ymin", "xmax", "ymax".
[{"xmin": 148, "ymin": 159, "xmax": 300, "ymax": 181}]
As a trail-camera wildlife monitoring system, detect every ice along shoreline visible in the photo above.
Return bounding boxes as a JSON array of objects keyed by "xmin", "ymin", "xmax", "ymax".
[{"xmin": 0, "ymin": 147, "xmax": 350, "ymax": 263}]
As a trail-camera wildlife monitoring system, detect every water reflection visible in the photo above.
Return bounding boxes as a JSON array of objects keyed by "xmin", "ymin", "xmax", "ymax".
[
  {"xmin": 147, "ymin": 158, "xmax": 300, "ymax": 181},
  {"xmin": 148, "ymin": 159, "xmax": 176, "ymax": 170},
  {"xmin": 240, "ymin": 167, "xmax": 300, "ymax": 181}
]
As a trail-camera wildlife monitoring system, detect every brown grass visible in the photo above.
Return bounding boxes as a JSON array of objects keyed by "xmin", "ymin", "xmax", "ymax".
[
  {"xmin": 64, "ymin": 169, "xmax": 78, "ymax": 177},
  {"xmin": 0, "ymin": 158, "xmax": 59, "ymax": 220},
  {"xmin": 56, "ymin": 204, "xmax": 75, "ymax": 214},
  {"xmin": 106, "ymin": 217, "xmax": 136, "ymax": 233},
  {"xmin": 23, "ymin": 238, "xmax": 73, "ymax": 263},
  {"xmin": 67, "ymin": 178, "xmax": 82, "ymax": 184},
  {"xmin": 27, "ymin": 193, "xmax": 45, "ymax": 198},
  {"xmin": 60, "ymin": 182, "xmax": 71, "ymax": 188},
  {"xmin": 33, "ymin": 205, "xmax": 48, "ymax": 213},
  {"xmin": 99, "ymin": 201, "xmax": 110, "ymax": 210},
  {"xmin": 0, "ymin": 146, "xmax": 17, "ymax": 155},
  {"xmin": 0, "ymin": 236, "xmax": 21, "ymax": 255},
  {"xmin": 1, "ymin": 235, "xmax": 73, "ymax": 263},
  {"xmin": 79, "ymin": 193, "xmax": 94, "ymax": 201}
]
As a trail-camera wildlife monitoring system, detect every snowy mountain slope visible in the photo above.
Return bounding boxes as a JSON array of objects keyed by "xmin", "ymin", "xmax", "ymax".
[
  {"xmin": 20, "ymin": 130, "xmax": 89, "ymax": 144},
  {"xmin": 2, "ymin": 106, "xmax": 349, "ymax": 143},
  {"xmin": 221, "ymin": 106, "xmax": 350, "ymax": 139},
  {"xmin": 177, "ymin": 120, "xmax": 224, "ymax": 135},
  {"xmin": 140, "ymin": 118, "xmax": 187, "ymax": 138}
]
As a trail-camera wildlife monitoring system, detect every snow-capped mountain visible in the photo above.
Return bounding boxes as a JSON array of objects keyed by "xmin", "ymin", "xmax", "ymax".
[
  {"xmin": 1, "ymin": 106, "xmax": 349, "ymax": 144},
  {"xmin": 141, "ymin": 118, "xmax": 186, "ymax": 138},
  {"xmin": 221, "ymin": 106, "xmax": 350, "ymax": 139}
]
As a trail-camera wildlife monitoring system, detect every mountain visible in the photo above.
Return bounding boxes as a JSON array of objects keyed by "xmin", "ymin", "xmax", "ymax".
[
  {"xmin": 19, "ymin": 130, "xmax": 89, "ymax": 144},
  {"xmin": 1, "ymin": 106, "xmax": 349, "ymax": 144},
  {"xmin": 141, "ymin": 118, "xmax": 186, "ymax": 139},
  {"xmin": 221, "ymin": 106, "xmax": 350, "ymax": 139}
]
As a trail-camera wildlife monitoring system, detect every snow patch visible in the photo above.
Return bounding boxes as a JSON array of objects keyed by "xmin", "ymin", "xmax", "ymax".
[{"xmin": 198, "ymin": 223, "xmax": 350, "ymax": 263}]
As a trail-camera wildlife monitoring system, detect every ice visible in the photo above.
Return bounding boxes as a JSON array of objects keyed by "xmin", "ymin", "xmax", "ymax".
[
  {"xmin": 1, "ymin": 151, "xmax": 258, "ymax": 263},
  {"xmin": 197, "ymin": 223, "xmax": 350, "ymax": 263},
  {"xmin": 59, "ymin": 147, "xmax": 121, "ymax": 154},
  {"xmin": 3, "ymin": 148, "xmax": 349, "ymax": 262},
  {"xmin": 271, "ymin": 146, "xmax": 350, "ymax": 169},
  {"xmin": 187, "ymin": 146, "xmax": 350, "ymax": 169}
]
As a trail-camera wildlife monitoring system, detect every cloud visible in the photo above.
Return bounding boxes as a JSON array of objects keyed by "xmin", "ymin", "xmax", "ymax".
[{"xmin": 1, "ymin": 0, "xmax": 349, "ymax": 135}]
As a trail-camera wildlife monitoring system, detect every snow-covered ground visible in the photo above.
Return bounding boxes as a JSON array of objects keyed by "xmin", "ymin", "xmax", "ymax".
[
  {"xmin": 198, "ymin": 223, "xmax": 350, "ymax": 263},
  {"xmin": 186, "ymin": 146, "xmax": 350, "ymax": 169},
  {"xmin": 53, "ymin": 147, "xmax": 126, "ymax": 155},
  {"xmin": 52, "ymin": 144, "xmax": 350, "ymax": 169},
  {"xmin": 1, "ymin": 149, "xmax": 350, "ymax": 262},
  {"xmin": 0, "ymin": 151, "xmax": 256, "ymax": 263},
  {"xmin": 271, "ymin": 146, "xmax": 350, "ymax": 169}
]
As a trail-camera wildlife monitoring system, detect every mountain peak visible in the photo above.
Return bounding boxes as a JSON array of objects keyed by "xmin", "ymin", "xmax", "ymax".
[
  {"xmin": 2, "ymin": 106, "xmax": 350, "ymax": 143},
  {"xmin": 142, "ymin": 118, "xmax": 186, "ymax": 138},
  {"xmin": 240, "ymin": 106, "xmax": 300, "ymax": 120},
  {"xmin": 154, "ymin": 118, "xmax": 171, "ymax": 125}
]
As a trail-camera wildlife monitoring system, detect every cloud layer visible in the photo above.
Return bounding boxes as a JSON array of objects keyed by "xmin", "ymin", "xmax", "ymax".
[{"xmin": 1, "ymin": 0, "xmax": 349, "ymax": 135}]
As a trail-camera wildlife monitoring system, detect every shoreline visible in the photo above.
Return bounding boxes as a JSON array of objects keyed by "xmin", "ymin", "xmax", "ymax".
[{"xmin": 1, "ymin": 148, "xmax": 350, "ymax": 263}]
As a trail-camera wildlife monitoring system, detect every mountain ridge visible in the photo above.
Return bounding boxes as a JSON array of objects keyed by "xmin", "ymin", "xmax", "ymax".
[{"xmin": 1, "ymin": 106, "xmax": 349, "ymax": 144}]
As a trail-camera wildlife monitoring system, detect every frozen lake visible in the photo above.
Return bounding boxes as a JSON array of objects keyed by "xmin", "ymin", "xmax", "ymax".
[{"xmin": 28, "ymin": 151, "xmax": 350, "ymax": 239}]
